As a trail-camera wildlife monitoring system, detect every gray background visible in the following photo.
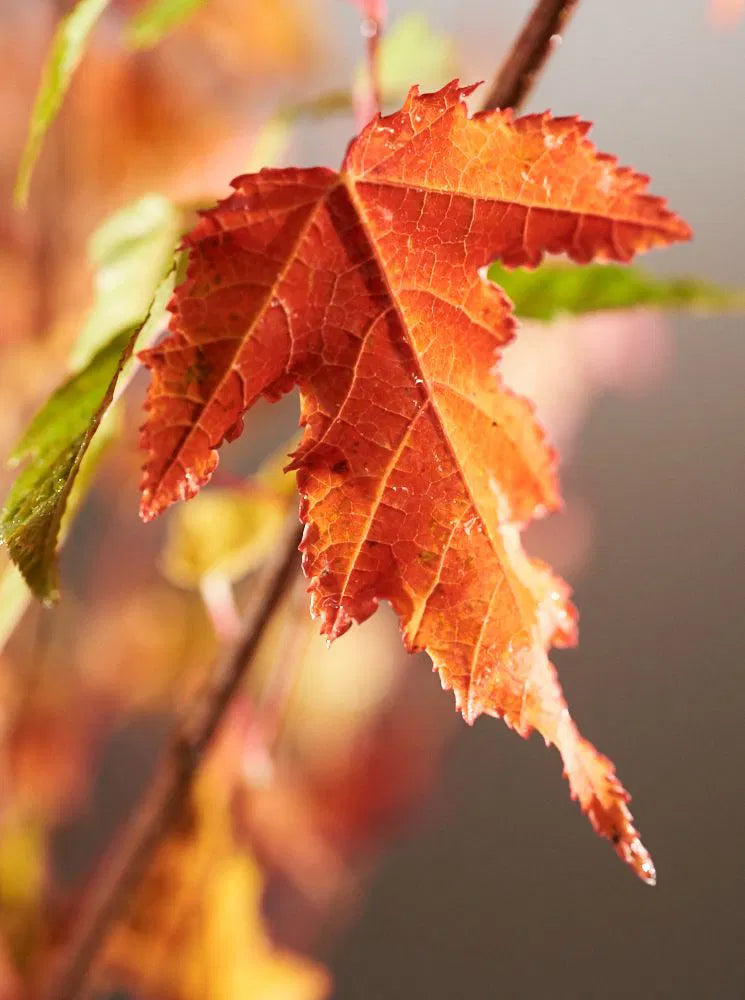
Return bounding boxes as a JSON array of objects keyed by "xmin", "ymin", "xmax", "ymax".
[{"xmin": 319, "ymin": 2, "xmax": 745, "ymax": 997}]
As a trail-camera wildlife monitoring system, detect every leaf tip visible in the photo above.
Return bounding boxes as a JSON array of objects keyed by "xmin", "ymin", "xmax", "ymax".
[
  {"xmin": 620, "ymin": 835, "xmax": 657, "ymax": 886},
  {"xmin": 139, "ymin": 494, "xmax": 160, "ymax": 524}
]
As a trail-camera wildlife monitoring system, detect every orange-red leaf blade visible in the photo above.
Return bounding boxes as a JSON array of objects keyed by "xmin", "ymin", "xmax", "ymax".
[{"xmin": 139, "ymin": 82, "xmax": 691, "ymax": 882}]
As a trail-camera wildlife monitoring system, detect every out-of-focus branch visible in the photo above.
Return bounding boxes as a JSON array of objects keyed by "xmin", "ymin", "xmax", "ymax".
[
  {"xmin": 480, "ymin": 0, "xmax": 580, "ymax": 112},
  {"xmin": 354, "ymin": 0, "xmax": 386, "ymax": 127},
  {"xmin": 35, "ymin": 517, "xmax": 303, "ymax": 1000}
]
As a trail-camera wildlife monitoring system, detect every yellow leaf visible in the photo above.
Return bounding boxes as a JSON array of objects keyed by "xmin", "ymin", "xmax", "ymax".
[{"xmin": 99, "ymin": 723, "xmax": 329, "ymax": 1000}]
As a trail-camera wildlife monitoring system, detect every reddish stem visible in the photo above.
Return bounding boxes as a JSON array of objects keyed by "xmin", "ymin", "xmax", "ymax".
[{"xmin": 354, "ymin": 0, "xmax": 386, "ymax": 128}]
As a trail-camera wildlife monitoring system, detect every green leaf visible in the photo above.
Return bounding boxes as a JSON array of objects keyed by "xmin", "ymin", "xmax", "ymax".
[
  {"xmin": 71, "ymin": 194, "xmax": 182, "ymax": 367},
  {"xmin": 489, "ymin": 261, "xmax": 745, "ymax": 322},
  {"xmin": 125, "ymin": 0, "xmax": 207, "ymax": 50},
  {"xmin": 0, "ymin": 268, "xmax": 176, "ymax": 604},
  {"xmin": 0, "ymin": 331, "xmax": 133, "ymax": 602},
  {"xmin": 0, "ymin": 411, "xmax": 119, "ymax": 651},
  {"xmin": 14, "ymin": 0, "xmax": 112, "ymax": 207}
]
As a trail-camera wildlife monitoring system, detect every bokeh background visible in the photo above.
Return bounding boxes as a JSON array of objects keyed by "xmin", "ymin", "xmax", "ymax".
[
  {"xmin": 326, "ymin": 3, "xmax": 745, "ymax": 997},
  {"xmin": 1, "ymin": 2, "xmax": 743, "ymax": 998}
]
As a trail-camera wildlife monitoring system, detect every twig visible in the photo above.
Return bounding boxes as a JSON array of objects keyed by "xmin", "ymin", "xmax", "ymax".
[
  {"xmin": 480, "ymin": 0, "xmax": 580, "ymax": 112},
  {"xmin": 354, "ymin": 0, "xmax": 386, "ymax": 128},
  {"xmin": 35, "ymin": 517, "xmax": 303, "ymax": 1000}
]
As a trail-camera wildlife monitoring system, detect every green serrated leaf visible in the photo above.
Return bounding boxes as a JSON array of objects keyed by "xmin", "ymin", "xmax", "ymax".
[
  {"xmin": 489, "ymin": 261, "xmax": 745, "ymax": 322},
  {"xmin": 14, "ymin": 0, "xmax": 112, "ymax": 207},
  {"xmin": 125, "ymin": 0, "xmax": 207, "ymax": 50},
  {"xmin": 71, "ymin": 194, "xmax": 181, "ymax": 368},
  {"xmin": 0, "ymin": 267, "xmax": 177, "ymax": 604}
]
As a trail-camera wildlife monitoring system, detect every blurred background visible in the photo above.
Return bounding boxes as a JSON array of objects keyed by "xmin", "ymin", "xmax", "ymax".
[{"xmin": 0, "ymin": 1, "xmax": 743, "ymax": 998}]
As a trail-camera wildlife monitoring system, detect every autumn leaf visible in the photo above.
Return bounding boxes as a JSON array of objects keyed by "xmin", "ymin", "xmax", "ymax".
[
  {"xmin": 139, "ymin": 82, "xmax": 691, "ymax": 881},
  {"xmin": 490, "ymin": 261, "xmax": 745, "ymax": 322}
]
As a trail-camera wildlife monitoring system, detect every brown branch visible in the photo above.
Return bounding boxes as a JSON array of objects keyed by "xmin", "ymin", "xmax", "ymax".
[
  {"xmin": 34, "ymin": 517, "xmax": 304, "ymax": 1000},
  {"xmin": 480, "ymin": 0, "xmax": 580, "ymax": 112}
]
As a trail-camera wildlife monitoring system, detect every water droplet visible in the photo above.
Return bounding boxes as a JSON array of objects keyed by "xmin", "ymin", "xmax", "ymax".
[{"xmin": 360, "ymin": 17, "xmax": 377, "ymax": 38}]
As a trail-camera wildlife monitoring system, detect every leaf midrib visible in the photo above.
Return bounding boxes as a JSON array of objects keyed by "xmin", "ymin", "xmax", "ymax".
[
  {"xmin": 353, "ymin": 175, "xmax": 683, "ymax": 236},
  {"xmin": 342, "ymin": 173, "xmax": 530, "ymax": 693}
]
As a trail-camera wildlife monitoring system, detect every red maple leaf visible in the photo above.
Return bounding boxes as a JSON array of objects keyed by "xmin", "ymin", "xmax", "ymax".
[{"xmin": 139, "ymin": 82, "xmax": 690, "ymax": 882}]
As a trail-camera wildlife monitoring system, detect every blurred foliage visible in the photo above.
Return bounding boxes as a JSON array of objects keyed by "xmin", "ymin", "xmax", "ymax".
[
  {"xmin": 125, "ymin": 0, "xmax": 208, "ymax": 50},
  {"xmin": 161, "ymin": 486, "xmax": 289, "ymax": 588},
  {"xmin": 367, "ymin": 12, "xmax": 458, "ymax": 102},
  {"xmin": 249, "ymin": 11, "xmax": 457, "ymax": 168},
  {"xmin": 99, "ymin": 710, "xmax": 330, "ymax": 1000},
  {"xmin": 70, "ymin": 194, "xmax": 182, "ymax": 367},
  {"xmin": 160, "ymin": 438, "xmax": 298, "ymax": 589},
  {"xmin": 14, "ymin": 0, "xmax": 111, "ymax": 206}
]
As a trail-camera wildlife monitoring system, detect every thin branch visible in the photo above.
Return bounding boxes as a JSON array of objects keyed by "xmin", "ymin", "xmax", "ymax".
[
  {"xmin": 35, "ymin": 517, "xmax": 304, "ymax": 1000},
  {"xmin": 480, "ymin": 0, "xmax": 580, "ymax": 112},
  {"xmin": 354, "ymin": 0, "xmax": 386, "ymax": 128}
]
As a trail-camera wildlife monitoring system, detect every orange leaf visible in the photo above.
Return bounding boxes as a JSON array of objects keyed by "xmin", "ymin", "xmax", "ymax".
[{"xmin": 139, "ymin": 82, "xmax": 690, "ymax": 882}]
